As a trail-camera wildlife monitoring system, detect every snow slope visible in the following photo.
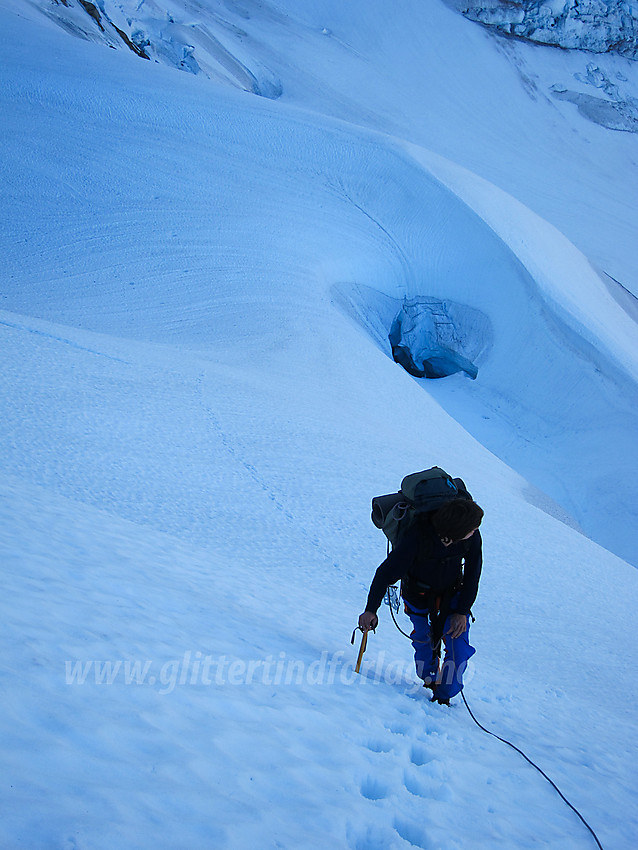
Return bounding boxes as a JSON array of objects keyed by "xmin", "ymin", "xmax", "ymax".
[
  {"xmin": 1, "ymin": 1, "xmax": 638, "ymax": 849},
  {"xmin": 6, "ymin": 0, "xmax": 638, "ymax": 566}
]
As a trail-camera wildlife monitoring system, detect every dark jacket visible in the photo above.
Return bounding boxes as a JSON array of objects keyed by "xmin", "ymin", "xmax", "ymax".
[{"xmin": 365, "ymin": 517, "xmax": 482, "ymax": 616}]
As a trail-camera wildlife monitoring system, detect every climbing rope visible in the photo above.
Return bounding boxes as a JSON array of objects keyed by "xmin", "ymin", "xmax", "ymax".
[
  {"xmin": 385, "ymin": 585, "xmax": 431, "ymax": 644},
  {"xmin": 385, "ymin": 595, "xmax": 605, "ymax": 850},
  {"xmin": 460, "ymin": 690, "xmax": 604, "ymax": 850}
]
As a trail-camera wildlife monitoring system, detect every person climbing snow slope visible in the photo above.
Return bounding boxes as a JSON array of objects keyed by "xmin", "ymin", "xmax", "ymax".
[{"xmin": 359, "ymin": 487, "xmax": 484, "ymax": 705}]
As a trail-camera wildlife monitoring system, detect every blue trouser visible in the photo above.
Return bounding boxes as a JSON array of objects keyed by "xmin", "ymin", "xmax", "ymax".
[{"xmin": 405, "ymin": 597, "xmax": 475, "ymax": 700}]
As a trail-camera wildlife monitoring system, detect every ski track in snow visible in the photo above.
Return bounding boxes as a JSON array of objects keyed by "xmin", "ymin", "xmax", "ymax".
[{"xmin": 1, "ymin": 1, "xmax": 638, "ymax": 849}]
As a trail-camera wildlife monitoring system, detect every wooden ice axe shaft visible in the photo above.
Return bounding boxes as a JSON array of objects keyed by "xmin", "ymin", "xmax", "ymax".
[{"xmin": 355, "ymin": 629, "xmax": 368, "ymax": 674}]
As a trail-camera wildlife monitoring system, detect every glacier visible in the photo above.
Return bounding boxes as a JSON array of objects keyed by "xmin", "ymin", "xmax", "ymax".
[
  {"xmin": 1, "ymin": 1, "xmax": 638, "ymax": 849},
  {"xmin": 448, "ymin": 0, "xmax": 638, "ymax": 58}
]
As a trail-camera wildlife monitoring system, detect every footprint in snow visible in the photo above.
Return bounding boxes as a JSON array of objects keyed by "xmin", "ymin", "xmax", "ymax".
[
  {"xmin": 384, "ymin": 720, "xmax": 409, "ymax": 735},
  {"xmin": 360, "ymin": 774, "xmax": 389, "ymax": 800},
  {"xmin": 403, "ymin": 768, "xmax": 430, "ymax": 798},
  {"xmin": 405, "ymin": 758, "xmax": 455, "ymax": 803},
  {"xmin": 347, "ymin": 824, "xmax": 397, "ymax": 850},
  {"xmin": 410, "ymin": 742, "xmax": 432, "ymax": 767},
  {"xmin": 393, "ymin": 817, "xmax": 430, "ymax": 849},
  {"xmin": 366, "ymin": 738, "xmax": 393, "ymax": 753}
]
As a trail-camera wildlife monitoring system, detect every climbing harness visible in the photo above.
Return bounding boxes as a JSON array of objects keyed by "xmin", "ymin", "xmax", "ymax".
[{"xmin": 384, "ymin": 584, "xmax": 471, "ymax": 646}]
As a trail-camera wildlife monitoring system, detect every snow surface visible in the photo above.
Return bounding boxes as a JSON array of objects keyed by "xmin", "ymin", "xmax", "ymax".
[{"xmin": 1, "ymin": 1, "xmax": 638, "ymax": 848}]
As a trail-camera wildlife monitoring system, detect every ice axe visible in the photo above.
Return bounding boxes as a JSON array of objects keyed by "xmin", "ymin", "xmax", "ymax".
[{"xmin": 351, "ymin": 626, "xmax": 369, "ymax": 674}]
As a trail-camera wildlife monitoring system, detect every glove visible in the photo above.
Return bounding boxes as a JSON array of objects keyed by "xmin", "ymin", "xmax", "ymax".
[{"xmin": 358, "ymin": 611, "xmax": 378, "ymax": 632}]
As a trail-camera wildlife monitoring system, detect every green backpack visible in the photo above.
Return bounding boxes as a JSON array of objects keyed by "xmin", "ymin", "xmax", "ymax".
[{"xmin": 371, "ymin": 466, "xmax": 470, "ymax": 550}]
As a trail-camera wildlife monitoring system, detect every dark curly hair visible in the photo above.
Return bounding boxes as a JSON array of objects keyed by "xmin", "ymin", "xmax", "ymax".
[{"xmin": 430, "ymin": 499, "xmax": 484, "ymax": 542}]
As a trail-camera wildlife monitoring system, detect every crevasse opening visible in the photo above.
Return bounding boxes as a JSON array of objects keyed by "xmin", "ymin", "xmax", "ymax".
[{"xmin": 389, "ymin": 297, "xmax": 490, "ymax": 380}]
